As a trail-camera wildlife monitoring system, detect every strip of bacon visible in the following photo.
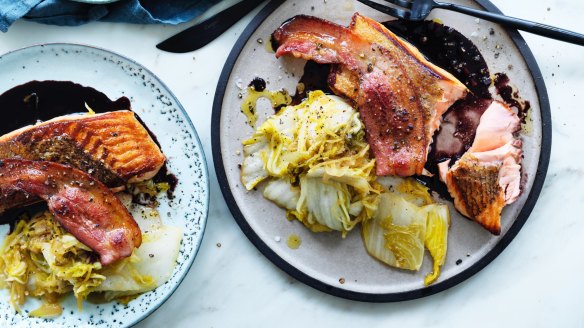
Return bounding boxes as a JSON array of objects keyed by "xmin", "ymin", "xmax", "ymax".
[
  {"xmin": 272, "ymin": 14, "xmax": 467, "ymax": 176},
  {"xmin": 0, "ymin": 159, "xmax": 141, "ymax": 265}
]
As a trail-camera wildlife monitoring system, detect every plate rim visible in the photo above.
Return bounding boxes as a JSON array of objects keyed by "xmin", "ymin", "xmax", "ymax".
[
  {"xmin": 0, "ymin": 42, "xmax": 210, "ymax": 326},
  {"xmin": 212, "ymin": 0, "xmax": 551, "ymax": 302}
]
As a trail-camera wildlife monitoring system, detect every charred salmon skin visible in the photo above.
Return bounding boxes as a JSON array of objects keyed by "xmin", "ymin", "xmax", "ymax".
[
  {"xmin": 0, "ymin": 159, "xmax": 142, "ymax": 265},
  {"xmin": 0, "ymin": 110, "xmax": 166, "ymax": 188},
  {"xmin": 272, "ymin": 14, "xmax": 468, "ymax": 176}
]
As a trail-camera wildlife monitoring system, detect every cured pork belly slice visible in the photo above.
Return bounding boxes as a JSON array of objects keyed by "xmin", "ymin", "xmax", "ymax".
[
  {"xmin": 272, "ymin": 14, "xmax": 467, "ymax": 176},
  {"xmin": 439, "ymin": 101, "xmax": 522, "ymax": 235},
  {"xmin": 0, "ymin": 159, "xmax": 142, "ymax": 265},
  {"xmin": 0, "ymin": 111, "xmax": 166, "ymax": 188}
]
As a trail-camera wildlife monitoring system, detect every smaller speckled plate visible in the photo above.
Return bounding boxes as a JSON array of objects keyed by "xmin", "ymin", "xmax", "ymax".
[
  {"xmin": 212, "ymin": 0, "xmax": 551, "ymax": 302},
  {"xmin": 0, "ymin": 44, "xmax": 209, "ymax": 327}
]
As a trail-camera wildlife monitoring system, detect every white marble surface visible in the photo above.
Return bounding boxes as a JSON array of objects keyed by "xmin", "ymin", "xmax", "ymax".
[{"xmin": 0, "ymin": 0, "xmax": 583, "ymax": 327}]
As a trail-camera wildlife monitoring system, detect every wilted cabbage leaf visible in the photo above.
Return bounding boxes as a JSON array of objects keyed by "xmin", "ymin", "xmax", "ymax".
[
  {"xmin": 297, "ymin": 176, "xmax": 355, "ymax": 232},
  {"xmin": 362, "ymin": 192, "xmax": 427, "ymax": 270},
  {"xmin": 363, "ymin": 179, "xmax": 450, "ymax": 282},
  {"xmin": 241, "ymin": 134, "xmax": 270, "ymax": 190},
  {"xmin": 423, "ymin": 204, "xmax": 449, "ymax": 285},
  {"xmin": 263, "ymin": 178, "xmax": 300, "ymax": 211}
]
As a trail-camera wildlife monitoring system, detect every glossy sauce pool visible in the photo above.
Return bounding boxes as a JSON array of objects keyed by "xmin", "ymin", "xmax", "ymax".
[
  {"xmin": 0, "ymin": 80, "xmax": 177, "ymax": 224},
  {"xmin": 0, "ymin": 80, "xmax": 130, "ymax": 135}
]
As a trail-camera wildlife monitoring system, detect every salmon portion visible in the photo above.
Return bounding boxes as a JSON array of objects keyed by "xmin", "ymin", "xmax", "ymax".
[
  {"xmin": 439, "ymin": 101, "xmax": 522, "ymax": 234},
  {"xmin": 0, "ymin": 111, "xmax": 165, "ymax": 188},
  {"xmin": 272, "ymin": 14, "xmax": 467, "ymax": 176},
  {"xmin": 0, "ymin": 159, "xmax": 141, "ymax": 265},
  {"xmin": 470, "ymin": 101, "xmax": 521, "ymax": 153}
]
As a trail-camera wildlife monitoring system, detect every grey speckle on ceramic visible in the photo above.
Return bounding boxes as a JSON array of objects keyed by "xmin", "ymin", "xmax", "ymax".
[
  {"xmin": 213, "ymin": 0, "xmax": 549, "ymax": 300},
  {"xmin": 0, "ymin": 44, "xmax": 209, "ymax": 327}
]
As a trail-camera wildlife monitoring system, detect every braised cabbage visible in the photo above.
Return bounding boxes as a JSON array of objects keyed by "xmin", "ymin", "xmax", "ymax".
[
  {"xmin": 0, "ymin": 206, "xmax": 182, "ymax": 317},
  {"xmin": 243, "ymin": 91, "xmax": 379, "ymax": 234},
  {"xmin": 362, "ymin": 179, "xmax": 450, "ymax": 283},
  {"xmin": 240, "ymin": 90, "xmax": 450, "ymax": 284},
  {"xmin": 423, "ymin": 204, "xmax": 449, "ymax": 285},
  {"xmin": 0, "ymin": 212, "xmax": 106, "ymax": 315},
  {"xmin": 362, "ymin": 192, "xmax": 427, "ymax": 270}
]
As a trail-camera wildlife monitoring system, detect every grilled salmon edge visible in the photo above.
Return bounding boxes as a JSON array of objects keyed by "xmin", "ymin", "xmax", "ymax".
[
  {"xmin": 0, "ymin": 112, "xmax": 114, "ymax": 141},
  {"xmin": 0, "ymin": 111, "xmax": 166, "ymax": 183}
]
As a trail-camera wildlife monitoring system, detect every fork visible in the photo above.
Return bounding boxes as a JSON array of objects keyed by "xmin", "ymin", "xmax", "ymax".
[{"xmin": 357, "ymin": 0, "xmax": 584, "ymax": 46}]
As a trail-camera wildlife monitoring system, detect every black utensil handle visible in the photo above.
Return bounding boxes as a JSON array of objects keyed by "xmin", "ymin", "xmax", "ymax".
[
  {"xmin": 157, "ymin": 0, "xmax": 265, "ymax": 52},
  {"xmin": 199, "ymin": 0, "xmax": 264, "ymax": 36},
  {"xmin": 435, "ymin": 1, "xmax": 584, "ymax": 46}
]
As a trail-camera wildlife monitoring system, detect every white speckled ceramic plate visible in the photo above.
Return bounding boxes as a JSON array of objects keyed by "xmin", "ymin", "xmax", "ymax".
[
  {"xmin": 0, "ymin": 44, "xmax": 209, "ymax": 326},
  {"xmin": 213, "ymin": 0, "xmax": 550, "ymax": 301}
]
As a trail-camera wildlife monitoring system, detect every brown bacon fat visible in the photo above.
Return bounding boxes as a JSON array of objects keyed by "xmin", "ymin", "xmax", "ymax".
[
  {"xmin": 0, "ymin": 159, "xmax": 142, "ymax": 265},
  {"xmin": 272, "ymin": 14, "xmax": 467, "ymax": 176}
]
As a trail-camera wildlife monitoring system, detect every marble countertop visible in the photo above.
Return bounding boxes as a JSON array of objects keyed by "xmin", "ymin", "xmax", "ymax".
[{"xmin": 1, "ymin": 0, "xmax": 583, "ymax": 327}]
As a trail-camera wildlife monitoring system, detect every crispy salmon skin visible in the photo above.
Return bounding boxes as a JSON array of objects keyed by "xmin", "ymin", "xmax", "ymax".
[
  {"xmin": 0, "ymin": 110, "xmax": 166, "ymax": 188},
  {"xmin": 439, "ymin": 101, "xmax": 523, "ymax": 234}
]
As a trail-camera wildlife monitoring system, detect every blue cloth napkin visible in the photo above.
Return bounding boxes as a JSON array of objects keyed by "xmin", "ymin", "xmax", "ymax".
[{"xmin": 0, "ymin": 0, "xmax": 221, "ymax": 32}]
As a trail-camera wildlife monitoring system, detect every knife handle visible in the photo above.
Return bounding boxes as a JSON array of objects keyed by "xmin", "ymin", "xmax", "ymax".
[
  {"xmin": 157, "ymin": 0, "xmax": 266, "ymax": 53},
  {"xmin": 195, "ymin": 0, "xmax": 265, "ymax": 38}
]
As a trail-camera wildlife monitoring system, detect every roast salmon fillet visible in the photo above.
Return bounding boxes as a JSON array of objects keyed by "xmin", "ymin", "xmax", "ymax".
[
  {"xmin": 439, "ymin": 101, "xmax": 522, "ymax": 234},
  {"xmin": 0, "ymin": 159, "xmax": 141, "ymax": 265},
  {"xmin": 0, "ymin": 110, "xmax": 165, "ymax": 189},
  {"xmin": 272, "ymin": 14, "xmax": 468, "ymax": 176}
]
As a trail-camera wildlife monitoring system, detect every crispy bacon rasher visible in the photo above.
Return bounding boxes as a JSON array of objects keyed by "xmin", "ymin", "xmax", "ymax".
[
  {"xmin": 272, "ymin": 14, "xmax": 468, "ymax": 176},
  {"xmin": 0, "ymin": 159, "xmax": 141, "ymax": 265}
]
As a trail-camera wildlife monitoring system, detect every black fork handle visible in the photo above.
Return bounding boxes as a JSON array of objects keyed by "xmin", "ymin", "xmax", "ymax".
[{"xmin": 434, "ymin": 1, "xmax": 584, "ymax": 46}]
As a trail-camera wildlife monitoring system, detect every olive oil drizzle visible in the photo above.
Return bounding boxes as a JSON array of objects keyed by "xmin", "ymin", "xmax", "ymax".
[
  {"xmin": 240, "ymin": 77, "xmax": 291, "ymax": 127},
  {"xmin": 287, "ymin": 234, "xmax": 302, "ymax": 249}
]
